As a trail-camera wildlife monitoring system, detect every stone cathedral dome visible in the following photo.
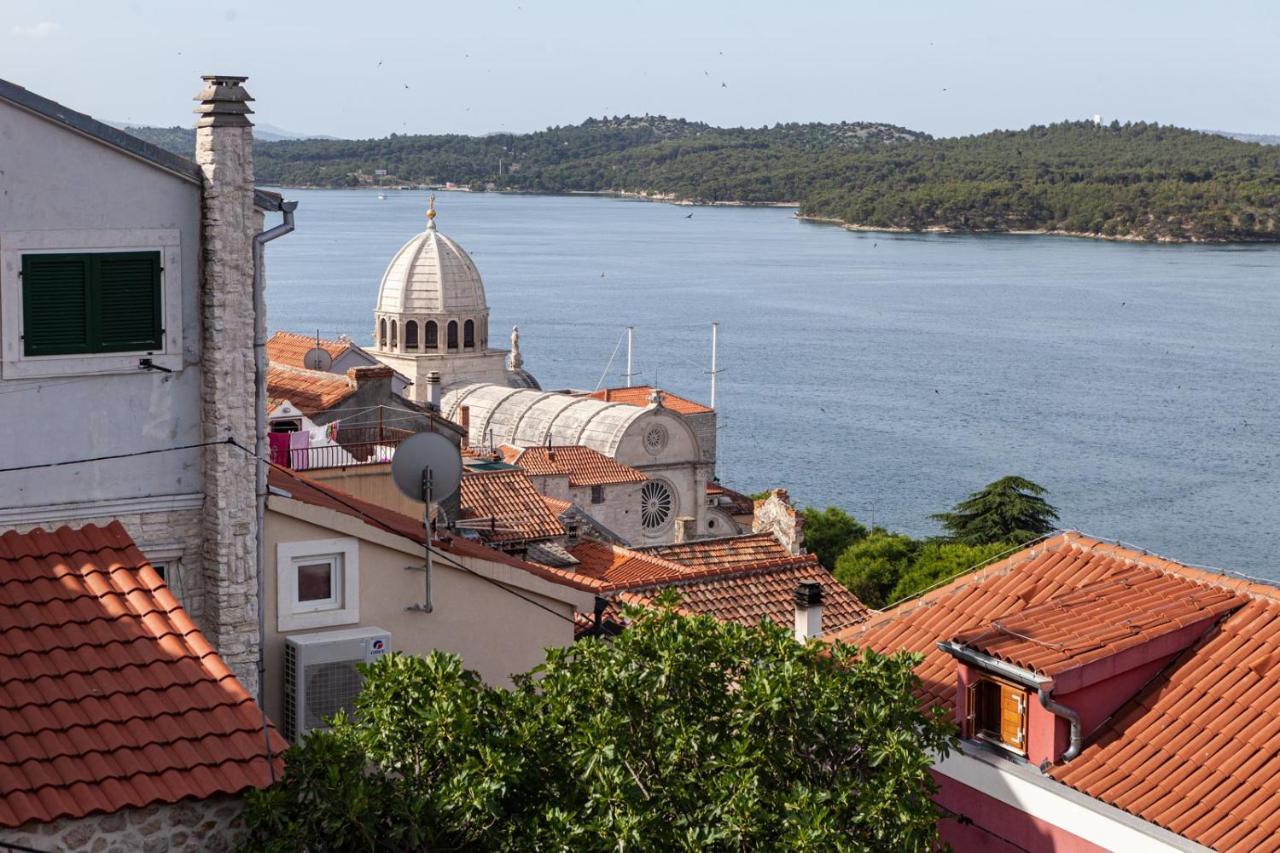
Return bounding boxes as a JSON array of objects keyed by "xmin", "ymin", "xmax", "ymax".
[{"xmin": 374, "ymin": 202, "xmax": 488, "ymax": 317}]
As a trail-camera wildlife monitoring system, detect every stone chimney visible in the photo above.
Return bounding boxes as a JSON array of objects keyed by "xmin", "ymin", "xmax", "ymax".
[
  {"xmin": 348, "ymin": 365, "xmax": 394, "ymax": 399},
  {"xmin": 195, "ymin": 75, "xmax": 260, "ymax": 694},
  {"xmin": 673, "ymin": 516, "xmax": 696, "ymax": 544},
  {"xmin": 425, "ymin": 370, "xmax": 442, "ymax": 409},
  {"xmin": 564, "ymin": 515, "xmax": 580, "ymax": 550},
  {"xmin": 753, "ymin": 488, "xmax": 804, "ymax": 556},
  {"xmin": 794, "ymin": 582, "xmax": 823, "ymax": 641},
  {"xmin": 459, "ymin": 405, "xmax": 471, "ymax": 448}
]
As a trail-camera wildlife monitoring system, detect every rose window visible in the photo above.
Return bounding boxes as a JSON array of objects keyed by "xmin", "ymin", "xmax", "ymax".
[{"xmin": 640, "ymin": 481, "xmax": 674, "ymax": 531}]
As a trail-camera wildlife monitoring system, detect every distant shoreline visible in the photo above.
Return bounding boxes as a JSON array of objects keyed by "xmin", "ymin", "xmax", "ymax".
[{"xmin": 792, "ymin": 214, "xmax": 1275, "ymax": 245}]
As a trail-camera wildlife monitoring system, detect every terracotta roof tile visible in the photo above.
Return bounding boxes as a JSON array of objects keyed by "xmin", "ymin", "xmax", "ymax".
[
  {"xmin": 832, "ymin": 532, "xmax": 1280, "ymax": 852},
  {"xmin": 586, "ymin": 386, "xmax": 713, "ymax": 414},
  {"xmin": 0, "ymin": 523, "xmax": 285, "ymax": 828},
  {"xmin": 268, "ymin": 466, "xmax": 595, "ymax": 593},
  {"xmin": 639, "ymin": 533, "xmax": 794, "ymax": 571},
  {"xmin": 458, "ymin": 469, "xmax": 566, "ymax": 543},
  {"xmin": 266, "ymin": 363, "xmax": 356, "ymax": 416},
  {"xmin": 706, "ymin": 482, "xmax": 755, "ymax": 516},
  {"xmin": 265, "ymin": 331, "xmax": 354, "ymax": 369},
  {"xmin": 504, "ymin": 445, "xmax": 647, "ymax": 487}
]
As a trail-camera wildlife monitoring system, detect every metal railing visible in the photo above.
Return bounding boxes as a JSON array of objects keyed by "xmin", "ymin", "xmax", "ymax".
[{"xmin": 273, "ymin": 426, "xmax": 414, "ymax": 471}]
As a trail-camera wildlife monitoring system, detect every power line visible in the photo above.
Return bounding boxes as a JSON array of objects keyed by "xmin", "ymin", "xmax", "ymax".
[{"xmin": 0, "ymin": 438, "xmax": 233, "ymax": 475}]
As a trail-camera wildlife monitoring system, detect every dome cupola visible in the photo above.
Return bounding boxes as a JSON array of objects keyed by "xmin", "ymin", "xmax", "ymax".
[{"xmin": 373, "ymin": 196, "xmax": 489, "ymax": 354}]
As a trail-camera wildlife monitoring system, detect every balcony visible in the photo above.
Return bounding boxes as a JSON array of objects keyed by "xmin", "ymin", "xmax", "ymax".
[{"xmin": 270, "ymin": 426, "xmax": 415, "ymax": 471}]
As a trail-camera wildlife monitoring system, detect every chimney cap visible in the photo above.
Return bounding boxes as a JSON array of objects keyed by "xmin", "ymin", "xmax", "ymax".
[
  {"xmin": 794, "ymin": 582, "xmax": 823, "ymax": 609},
  {"xmin": 425, "ymin": 371, "xmax": 442, "ymax": 384},
  {"xmin": 194, "ymin": 75, "xmax": 254, "ymax": 128},
  {"xmin": 348, "ymin": 365, "xmax": 395, "ymax": 384}
]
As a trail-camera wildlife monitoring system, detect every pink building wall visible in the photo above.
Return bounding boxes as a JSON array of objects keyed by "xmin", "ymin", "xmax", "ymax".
[{"xmin": 932, "ymin": 770, "xmax": 1108, "ymax": 853}]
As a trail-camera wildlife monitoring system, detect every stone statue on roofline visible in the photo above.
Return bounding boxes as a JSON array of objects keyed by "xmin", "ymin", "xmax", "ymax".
[{"xmin": 508, "ymin": 325, "xmax": 523, "ymax": 370}]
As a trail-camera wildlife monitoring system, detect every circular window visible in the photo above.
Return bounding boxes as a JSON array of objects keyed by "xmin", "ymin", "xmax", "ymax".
[
  {"xmin": 643, "ymin": 423, "xmax": 669, "ymax": 456},
  {"xmin": 640, "ymin": 480, "xmax": 674, "ymax": 531}
]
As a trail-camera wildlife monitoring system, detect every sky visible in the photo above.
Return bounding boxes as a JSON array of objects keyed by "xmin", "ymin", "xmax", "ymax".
[{"xmin": 4, "ymin": 1, "xmax": 1279, "ymax": 140}]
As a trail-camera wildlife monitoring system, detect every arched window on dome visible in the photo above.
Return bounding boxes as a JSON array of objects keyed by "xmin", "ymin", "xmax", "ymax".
[
  {"xmin": 463, "ymin": 319, "xmax": 475, "ymax": 350},
  {"xmin": 390, "ymin": 320, "xmax": 398, "ymax": 350},
  {"xmin": 404, "ymin": 320, "xmax": 419, "ymax": 350},
  {"xmin": 379, "ymin": 318, "xmax": 387, "ymax": 348},
  {"xmin": 447, "ymin": 320, "xmax": 459, "ymax": 351},
  {"xmin": 425, "ymin": 320, "xmax": 438, "ymax": 350}
]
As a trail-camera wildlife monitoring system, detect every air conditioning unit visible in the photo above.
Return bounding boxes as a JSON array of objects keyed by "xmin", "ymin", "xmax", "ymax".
[{"xmin": 283, "ymin": 627, "xmax": 391, "ymax": 742}]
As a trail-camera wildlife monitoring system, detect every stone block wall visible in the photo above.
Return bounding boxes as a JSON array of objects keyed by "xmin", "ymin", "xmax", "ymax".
[
  {"xmin": 0, "ymin": 795, "xmax": 247, "ymax": 853},
  {"xmin": 753, "ymin": 488, "xmax": 805, "ymax": 556}
]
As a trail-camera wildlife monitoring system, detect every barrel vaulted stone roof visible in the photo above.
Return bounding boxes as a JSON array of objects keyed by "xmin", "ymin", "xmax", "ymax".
[{"xmin": 442, "ymin": 385, "xmax": 652, "ymax": 456}]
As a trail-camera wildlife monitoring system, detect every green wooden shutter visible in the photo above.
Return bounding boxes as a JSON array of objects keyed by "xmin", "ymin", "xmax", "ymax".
[
  {"xmin": 21, "ymin": 254, "xmax": 91, "ymax": 356},
  {"xmin": 93, "ymin": 252, "xmax": 162, "ymax": 351}
]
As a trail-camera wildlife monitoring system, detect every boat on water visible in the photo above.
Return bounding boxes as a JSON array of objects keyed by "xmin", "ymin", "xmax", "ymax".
[{"xmin": 377, "ymin": 193, "xmax": 387, "ymax": 200}]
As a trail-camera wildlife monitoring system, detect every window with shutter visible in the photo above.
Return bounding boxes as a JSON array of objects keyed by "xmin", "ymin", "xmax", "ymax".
[
  {"xmin": 21, "ymin": 251, "xmax": 161, "ymax": 356},
  {"xmin": 969, "ymin": 676, "xmax": 1028, "ymax": 755}
]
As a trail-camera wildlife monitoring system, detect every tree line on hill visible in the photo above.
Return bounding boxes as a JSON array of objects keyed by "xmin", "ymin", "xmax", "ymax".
[
  {"xmin": 128, "ymin": 114, "xmax": 1280, "ymax": 242},
  {"xmin": 803, "ymin": 475, "xmax": 1059, "ymax": 609}
]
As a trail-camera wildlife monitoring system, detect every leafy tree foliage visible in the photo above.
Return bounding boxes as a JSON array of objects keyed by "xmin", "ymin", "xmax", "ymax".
[
  {"xmin": 243, "ymin": 602, "xmax": 954, "ymax": 851},
  {"xmin": 932, "ymin": 476, "xmax": 1059, "ymax": 546},
  {"xmin": 801, "ymin": 506, "xmax": 868, "ymax": 570},
  {"xmin": 833, "ymin": 530, "xmax": 921, "ymax": 609},
  {"xmin": 888, "ymin": 541, "xmax": 1015, "ymax": 604}
]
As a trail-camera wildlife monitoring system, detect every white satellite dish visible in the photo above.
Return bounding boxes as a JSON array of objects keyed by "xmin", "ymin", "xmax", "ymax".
[
  {"xmin": 391, "ymin": 431, "xmax": 463, "ymax": 614},
  {"xmin": 391, "ymin": 431, "xmax": 463, "ymax": 505},
  {"xmin": 302, "ymin": 346, "xmax": 333, "ymax": 371}
]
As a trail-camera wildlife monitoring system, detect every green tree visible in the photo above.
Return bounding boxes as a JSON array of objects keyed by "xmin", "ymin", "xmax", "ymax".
[
  {"xmin": 888, "ymin": 540, "xmax": 1015, "ymax": 604},
  {"xmin": 932, "ymin": 475, "xmax": 1059, "ymax": 546},
  {"xmin": 243, "ymin": 600, "xmax": 954, "ymax": 851},
  {"xmin": 801, "ymin": 506, "xmax": 869, "ymax": 569},
  {"xmin": 833, "ymin": 529, "xmax": 922, "ymax": 608}
]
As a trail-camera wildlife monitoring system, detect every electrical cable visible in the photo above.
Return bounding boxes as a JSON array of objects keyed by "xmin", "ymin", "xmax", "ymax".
[{"xmin": 0, "ymin": 438, "xmax": 233, "ymax": 474}]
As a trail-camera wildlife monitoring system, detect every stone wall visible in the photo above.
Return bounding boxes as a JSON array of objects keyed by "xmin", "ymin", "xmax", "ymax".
[
  {"xmin": 0, "ymin": 795, "xmax": 247, "ymax": 853},
  {"xmin": 196, "ymin": 76, "xmax": 262, "ymax": 696},
  {"xmin": 753, "ymin": 488, "xmax": 805, "ymax": 556}
]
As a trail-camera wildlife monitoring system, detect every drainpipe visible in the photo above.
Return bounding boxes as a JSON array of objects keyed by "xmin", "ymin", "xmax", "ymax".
[
  {"xmin": 1038, "ymin": 686, "xmax": 1083, "ymax": 762},
  {"xmin": 253, "ymin": 200, "xmax": 297, "ymax": 715}
]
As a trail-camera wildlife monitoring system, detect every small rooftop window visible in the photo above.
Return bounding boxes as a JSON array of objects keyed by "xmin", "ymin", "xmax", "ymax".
[{"xmin": 966, "ymin": 675, "xmax": 1027, "ymax": 755}]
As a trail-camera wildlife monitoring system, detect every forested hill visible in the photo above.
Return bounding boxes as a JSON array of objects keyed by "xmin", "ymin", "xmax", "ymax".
[
  {"xmin": 801, "ymin": 122, "xmax": 1280, "ymax": 242},
  {"xmin": 126, "ymin": 116, "xmax": 925, "ymax": 197},
  {"xmin": 127, "ymin": 117, "xmax": 1280, "ymax": 242}
]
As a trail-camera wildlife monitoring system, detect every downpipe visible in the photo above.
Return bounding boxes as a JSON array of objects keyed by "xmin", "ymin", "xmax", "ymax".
[{"xmin": 1038, "ymin": 686, "xmax": 1082, "ymax": 762}]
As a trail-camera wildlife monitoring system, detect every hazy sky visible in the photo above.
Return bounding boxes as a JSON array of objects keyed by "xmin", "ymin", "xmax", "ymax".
[{"xmin": 5, "ymin": 1, "xmax": 1278, "ymax": 139}]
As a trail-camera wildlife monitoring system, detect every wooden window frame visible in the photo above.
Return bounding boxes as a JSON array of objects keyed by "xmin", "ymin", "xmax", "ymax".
[
  {"xmin": 965, "ymin": 674, "xmax": 1029, "ymax": 756},
  {"xmin": 1, "ymin": 230, "xmax": 183, "ymax": 378}
]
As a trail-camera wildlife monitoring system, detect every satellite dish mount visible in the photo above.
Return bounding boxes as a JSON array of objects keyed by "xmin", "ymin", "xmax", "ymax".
[{"xmin": 391, "ymin": 432, "xmax": 463, "ymax": 613}]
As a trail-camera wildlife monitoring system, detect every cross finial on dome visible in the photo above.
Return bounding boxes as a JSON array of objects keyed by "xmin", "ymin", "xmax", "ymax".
[{"xmin": 426, "ymin": 193, "xmax": 437, "ymax": 231}]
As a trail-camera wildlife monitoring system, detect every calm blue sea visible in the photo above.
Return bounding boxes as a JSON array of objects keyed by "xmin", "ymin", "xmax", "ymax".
[{"xmin": 262, "ymin": 189, "xmax": 1280, "ymax": 579}]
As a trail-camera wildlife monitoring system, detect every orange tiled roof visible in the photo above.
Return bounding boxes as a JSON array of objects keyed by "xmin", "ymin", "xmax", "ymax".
[
  {"xmin": 266, "ymin": 330, "xmax": 353, "ymax": 369},
  {"xmin": 639, "ymin": 533, "xmax": 794, "ymax": 571},
  {"xmin": 587, "ymin": 386, "xmax": 713, "ymax": 414},
  {"xmin": 831, "ymin": 532, "xmax": 1280, "ymax": 852},
  {"xmin": 707, "ymin": 482, "xmax": 755, "ymax": 516},
  {"xmin": 0, "ymin": 523, "xmax": 285, "ymax": 828},
  {"xmin": 266, "ymin": 363, "xmax": 355, "ymax": 415},
  {"xmin": 268, "ymin": 466, "xmax": 596, "ymax": 593},
  {"xmin": 558, "ymin": 538, "xmax": 869, "ymax": 632},
  {"xmin": 505, "ymin": 445, "xmax": 647, "ymax": 487},
  {"xmin": 458, "ymin": 469, "xmax": 566, "ymax": 544},
  {"xmin": 949, "ymin": 567, "xmax": 1241, "ymax": 679},
  {"xmin": 542, "ymin": 495, "xmax": 573, "ymax": 516}
]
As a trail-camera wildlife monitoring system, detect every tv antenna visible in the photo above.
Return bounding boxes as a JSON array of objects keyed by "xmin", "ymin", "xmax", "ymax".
[
  {"xmin": 391, "ymin": 431, "xmax": 463, "ymax": 612},
  {"xmin": 302, "ymin": 329, "xmax": 333, "ymax": 371}
]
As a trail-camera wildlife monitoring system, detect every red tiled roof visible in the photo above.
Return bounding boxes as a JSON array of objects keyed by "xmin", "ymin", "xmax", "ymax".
[
  {"xmin": 459, "ymin": 470, "xmax": 567, "ymax": 544},
  {"xmin": 266, "ymin": 330, "xmax": 353, "ymax": 369},
  {"xmin": 0, "ymin": 523, "xmax": 285, "ymax": 828},
  {"xmin": 266, "ymin": 363, "xmax": 355, "ymax": 415},
  {"xmin": 639, "ymin": 533, "xmax": 794, "ymax": 571},
  {"xmin": 949, "ymin": 568, "xmax": 1241, "ymax": 678},
  {"xmin": 505, "ymin": 445, "xmax": 647, "ymax": 487},
  {"xmin": 541, "ymin": 495, "xmax": 573, "ymax": 516},
  {"xmin": 831, "ymin": 532, "xmax": 1280, "ymax": 851},
  {"xmin": 587, "ymin": 386, "xmax": 713, "ymax": 414},
  {"xmin": 556, "ymin": 538, "xmax": 870, "ymax": 633},
  {"xmin": 268, "ymin": 466, "xmax": 596, "ymax": 593}
]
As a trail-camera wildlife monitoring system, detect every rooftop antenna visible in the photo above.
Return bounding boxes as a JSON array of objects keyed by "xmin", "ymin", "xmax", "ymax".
[
  {"xmin": 391, "ymin": 432, "xmax": 463, "ymax": 613},
  {"xmin": 625, "ymin": 326, "xmax": 635, "ymax": 388},
  {"xmin": 302, "ymin": 328, "xmax": 333, "ymax": 372},
  {"xmin": 708, "ymin": 321, "xmax": 722, "ymax": 410}
]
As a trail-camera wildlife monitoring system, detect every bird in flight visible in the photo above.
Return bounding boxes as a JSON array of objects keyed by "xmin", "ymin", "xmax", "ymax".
[{"xmin": 685, "ymin": 212, "xmax": 694, "ymax": 219}]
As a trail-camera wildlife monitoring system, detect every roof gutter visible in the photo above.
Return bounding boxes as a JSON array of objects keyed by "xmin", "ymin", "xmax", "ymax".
[
  {"xmin": 938, "ymin": 641, "xmax": 1083, "ymax": 764},
  {"xmin": 253, "ymin": 200, "xmax": 296, "ymax": 770}
]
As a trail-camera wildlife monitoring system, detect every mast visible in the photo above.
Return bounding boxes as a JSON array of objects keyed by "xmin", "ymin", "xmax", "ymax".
[
  {"xmin": 710, "ymin": 321, "xmax": 719, "ymax": 409},
  {"xmin": 625, "ymin": 325, "xmax": 634, "ymax": 388}
]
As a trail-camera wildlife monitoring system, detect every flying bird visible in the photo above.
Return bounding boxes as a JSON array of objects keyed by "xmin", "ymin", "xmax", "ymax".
[
  {"xmin": 721, "ymin": 82, "xmax": 727, "ymax": 88},
  {"xmin": 685, "ymin": 212, "xmax": 693, "ymax": 219}
]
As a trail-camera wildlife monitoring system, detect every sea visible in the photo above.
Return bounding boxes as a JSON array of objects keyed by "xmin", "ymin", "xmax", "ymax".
[{"xmin": 262, "ymin": 188, "xmax": 1280, "ymax": 579}]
